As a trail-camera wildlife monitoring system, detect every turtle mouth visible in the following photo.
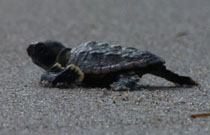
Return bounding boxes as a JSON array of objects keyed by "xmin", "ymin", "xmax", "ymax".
[
  {"xmin": 27, "ymin": 44, "xmax": 34, "ymax": 57},
  {"xmin": 27, "ymin": 44, "xmax": 50, "ymax": 70},
  {"xmin": 27, "ymin": 43, "xmax": 39, "ymax": 57}
]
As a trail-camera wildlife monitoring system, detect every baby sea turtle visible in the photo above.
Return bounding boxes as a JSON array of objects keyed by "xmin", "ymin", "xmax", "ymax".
[{"xmin": 27, "ymin": 40, "xmax": 198, "ymax": 90}]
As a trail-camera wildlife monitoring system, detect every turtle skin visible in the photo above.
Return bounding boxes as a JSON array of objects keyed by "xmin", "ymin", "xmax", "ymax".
[{"xmin": 27, "ymin": 40, "xmax": 198, "ymax": 90}]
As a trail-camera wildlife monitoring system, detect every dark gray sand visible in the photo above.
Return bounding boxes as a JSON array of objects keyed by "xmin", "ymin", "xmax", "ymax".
[{"xmin": 0, "ymin": 0, "xmax": 209, "ymax": 134}]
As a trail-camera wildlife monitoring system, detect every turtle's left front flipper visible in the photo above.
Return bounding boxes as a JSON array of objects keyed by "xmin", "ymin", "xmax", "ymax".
[{"xmin": 40, "ymin": 63, "xmax": 84, "ymax": 88}]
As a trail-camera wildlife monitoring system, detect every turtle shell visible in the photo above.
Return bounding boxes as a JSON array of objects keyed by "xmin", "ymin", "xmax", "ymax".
[{"xmin": 70, "ymin": 41, "xmax": 165, "ymax": 74}]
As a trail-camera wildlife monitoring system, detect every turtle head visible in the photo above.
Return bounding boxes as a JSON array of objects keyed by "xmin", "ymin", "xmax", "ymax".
[{"xmin": 27, "ymin": 40, "xmax": 72, "ymax": 70}]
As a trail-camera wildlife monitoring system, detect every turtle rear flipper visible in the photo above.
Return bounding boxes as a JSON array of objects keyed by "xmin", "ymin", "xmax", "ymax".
[
  {"xmin": 149, "ymin": 65, "xmax": 198, "ymax": 86},
  {"xmin": 110, "ymin": 72, "xmax": 139, "ymax": 91}
]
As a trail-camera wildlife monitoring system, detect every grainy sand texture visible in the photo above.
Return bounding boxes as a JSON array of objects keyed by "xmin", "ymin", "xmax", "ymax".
[{"xmin": 0, "ymin": 0, "xmax": 209, "ymax": 135}]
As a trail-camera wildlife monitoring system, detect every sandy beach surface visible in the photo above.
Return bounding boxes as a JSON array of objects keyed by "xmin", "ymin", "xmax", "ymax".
[{"xmin": 0, "ymin": 0, "xmax": 209, "ymax": 134}]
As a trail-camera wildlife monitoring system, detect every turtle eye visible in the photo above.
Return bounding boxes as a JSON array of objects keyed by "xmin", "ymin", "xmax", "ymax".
[{"xmin": 35, "ymin": 43, "xmax": 46, "ymax": 54}]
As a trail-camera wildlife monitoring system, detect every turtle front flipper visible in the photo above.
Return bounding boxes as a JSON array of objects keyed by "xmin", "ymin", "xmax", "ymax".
[
  {"xmin": 40, "ymin": 63, "xmax": 84, "ymax": 88},
  {"xmin": 110, "ymin": 72, "xmax": 139, "ymax": 91}
]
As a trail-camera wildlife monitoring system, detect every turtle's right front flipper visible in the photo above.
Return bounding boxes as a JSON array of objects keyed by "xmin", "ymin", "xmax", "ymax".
[{"xmin": 40, "ymin": 63, "xmax": 84, "ymax": 88}]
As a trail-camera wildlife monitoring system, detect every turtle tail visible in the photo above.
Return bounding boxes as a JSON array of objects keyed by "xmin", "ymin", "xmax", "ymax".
[{"xmin": 149, "ymin": 65, "xmax": 198, "ymax": 86}]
